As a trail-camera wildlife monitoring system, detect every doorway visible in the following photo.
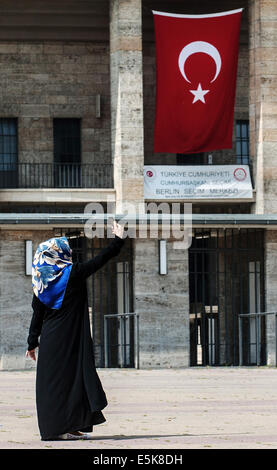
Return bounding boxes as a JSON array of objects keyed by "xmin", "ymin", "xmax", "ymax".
[
  {"xmin": 189, "ymin": 228, "xmax": 265, "ymax": 366},
  {"xmin": 87, "ymin": 235, "xmax": 134, "ymax": 368},
  {"xmin": 64, "ymin": 230, "xmax": 134, "ymax": 368}
]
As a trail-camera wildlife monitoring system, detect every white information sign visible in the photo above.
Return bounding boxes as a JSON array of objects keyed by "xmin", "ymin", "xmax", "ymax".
[{"xmin": 144, "ymin": 165, "xmax": 253, "ymax": 199}]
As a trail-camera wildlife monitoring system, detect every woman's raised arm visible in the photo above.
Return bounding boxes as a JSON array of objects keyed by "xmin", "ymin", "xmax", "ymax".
[{"xmin": 70, "ymin": 221, "xmax": 125, "ymax": 281}]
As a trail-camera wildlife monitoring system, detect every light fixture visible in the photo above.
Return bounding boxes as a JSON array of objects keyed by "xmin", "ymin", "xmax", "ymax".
[
  {"xmin": 96, "ymin": 94, "xmax": 101, "ymax": 118},
  {"xmin": 25, "ymin": 240, "xmax": 33, "ymax": 275},
  {"xmin": 159, "ymin": 239, "xmax": 167, "ymax": 275}
]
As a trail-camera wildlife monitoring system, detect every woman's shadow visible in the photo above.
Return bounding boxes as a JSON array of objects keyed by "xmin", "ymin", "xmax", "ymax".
[{"xmin": 90, "ymin": 433, "xmax": 191, "ymax": 440}]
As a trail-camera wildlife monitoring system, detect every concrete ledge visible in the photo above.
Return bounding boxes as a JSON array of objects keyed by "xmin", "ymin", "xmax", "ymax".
[
  {"xmin": 1, "ymin": 212, "xmax": 277, "ymax": 228},
  {"xmin": 0, "ymin": 188, "xmax": 116, "ymax": 203}
]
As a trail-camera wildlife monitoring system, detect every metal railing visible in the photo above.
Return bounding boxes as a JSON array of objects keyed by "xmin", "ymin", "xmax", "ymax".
[
  {"xmin": 238, "ymin": 311, "xmax": 277, "ymax": 366},
  {"xmin": 104, "ymin": 313, "xmax": 139, "ymax": 369},
  {"xmin": 0, "ymin": 162, "xmax": 113, "ymax": 189}
]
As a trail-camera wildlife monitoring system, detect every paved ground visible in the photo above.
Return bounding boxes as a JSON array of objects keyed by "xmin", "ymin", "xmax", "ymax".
[{"xmin": 1, "ymin": 367, "xmax": 277, "ymax": 449}]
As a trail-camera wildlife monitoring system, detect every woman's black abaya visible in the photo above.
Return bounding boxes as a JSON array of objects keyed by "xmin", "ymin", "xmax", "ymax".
[{"xmin": 27, "ymin": 235, "xmax": 125, "ymax": 440}]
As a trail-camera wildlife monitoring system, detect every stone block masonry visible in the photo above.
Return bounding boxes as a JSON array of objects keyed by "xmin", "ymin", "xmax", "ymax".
[
  {"xmin": 249, "ymin": 0, "xmax": 277, "ymax": 214},
  {"xmin": 0, "ymin": 230, "xmax": 54, "ymax": 370},
  {"xmin": 110, "ymin": 0, "xmax": 145, "ymax": 212},
  {"xmin": 133, "ymin": 237, "xmax": 190, "ymax": 368},
  {"xmin": 0, "ymin": 41, "xmax": 112, "ymax": 166}
]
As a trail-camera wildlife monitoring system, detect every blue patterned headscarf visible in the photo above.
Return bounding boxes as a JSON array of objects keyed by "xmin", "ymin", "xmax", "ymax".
[{"xmin": 32, "ymin": 237, "xmax": 73, "ymax": 309}]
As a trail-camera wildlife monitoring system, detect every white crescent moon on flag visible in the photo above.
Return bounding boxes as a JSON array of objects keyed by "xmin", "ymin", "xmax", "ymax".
[{"xmin": 178, "ymin": 41, "xmax": 222, "ymax": 83}]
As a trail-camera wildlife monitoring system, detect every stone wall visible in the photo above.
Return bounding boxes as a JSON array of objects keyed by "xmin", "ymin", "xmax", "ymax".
[
  {"xmin": 0, "ymin": 230, "xmax": 54, "ymax": 370},
  {"xmin": 133, "ymin": 236, "xmax": 190, "ymax": 368},
  {"xmin": 249, "ymin": 0, "xmax": 277, "ymax": 214},
  {"xmin": 249, "ymin": 0, "xmax": 277, "ymax": 365},
  {"xmin": 264, "ymin": 230, "xmax": 277, "ymax": 366},
  {"xmin": 110, "ymin": 0, "xmax": 145, "ymax": 212},
  {"xmin": 0, "ymin": 41, "xmax": 111, "ymax": 168}
]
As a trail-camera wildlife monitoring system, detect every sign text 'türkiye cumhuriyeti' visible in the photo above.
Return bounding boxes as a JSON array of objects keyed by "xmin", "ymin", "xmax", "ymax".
[{"xmin": 144, "ymin": 165, "xmax": 253, "ymax": 199}]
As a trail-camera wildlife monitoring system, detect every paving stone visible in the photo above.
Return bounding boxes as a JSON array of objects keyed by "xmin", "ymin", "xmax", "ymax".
[{"xmin": 1, "ymin": 367, "xmax": 277, "ymax": 449}]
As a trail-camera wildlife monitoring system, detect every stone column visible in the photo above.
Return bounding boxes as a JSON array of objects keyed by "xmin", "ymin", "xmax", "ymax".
[
  {"xmin": 264, "ymin": 231, "xmax": 277, "ymax": 366},
  {"xmin": 249, "ymin": 0, "xmax": 277, "ymax": 214},
  {"xmin": 133, "ymin": 237, "xmax": 190, "ymax": 368},
  {"xmin": 109, "ymin": 0, "xmax": 144, "ymax": 213},
  {"xmin": 249, "ymin": 1, "xmax": 277, "ymax": 364}
]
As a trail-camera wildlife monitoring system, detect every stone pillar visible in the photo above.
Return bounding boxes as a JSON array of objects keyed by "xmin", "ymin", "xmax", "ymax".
[
  {"xmin": 249, "ymin": 0, "xmax": 277, "ymax": 214},
  {"xmin": 133, "ymin": 237, "xmax": 190, "ymax": 368},
  {"xmin": 264, "ymin": 231, "xmax": 277, "ymax": 366},
  {"xmin": 249, "ymin": 1, "xmax": 277, "ymax": 364},
  {"xmin": 109, "ymin": 0, "xmax": 144, "ymax": 213}
]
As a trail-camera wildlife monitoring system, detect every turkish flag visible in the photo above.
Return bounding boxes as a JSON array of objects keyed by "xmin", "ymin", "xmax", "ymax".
[{"xmin": 153, "ymin": 9, "xmax": 243, "ymax": 153}]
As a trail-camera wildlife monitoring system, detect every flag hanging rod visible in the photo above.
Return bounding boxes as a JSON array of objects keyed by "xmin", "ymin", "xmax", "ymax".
[{"xmin": 152, "ymin": 8, "xmax": 243, "ymax": 19}]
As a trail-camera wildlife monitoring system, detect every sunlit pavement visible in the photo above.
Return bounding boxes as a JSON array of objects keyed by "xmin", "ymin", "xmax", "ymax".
[{"xmin": 1, "ymin": 367, "xmax": 277, "ymax": 449}]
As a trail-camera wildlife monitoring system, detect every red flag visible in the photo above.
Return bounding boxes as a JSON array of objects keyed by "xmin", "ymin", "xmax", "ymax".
[{"xmin": 153, "ymin": 9, "xmax": 242, "ymax": 153}]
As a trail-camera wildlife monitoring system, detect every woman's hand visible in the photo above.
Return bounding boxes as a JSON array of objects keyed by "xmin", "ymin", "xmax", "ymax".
[
  {"xmin": 25, "ymin": 349, "xmax": 37, "ymax": 361},
  {"xmin": 111, "ymin": 220, "xmax": 124, "ymax": 239}
]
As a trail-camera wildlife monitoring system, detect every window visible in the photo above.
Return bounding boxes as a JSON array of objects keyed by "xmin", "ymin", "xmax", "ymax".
[
  {"xmin": 53, "ymin": 118, "xmax": 81, "ymax": 164},
  {"xmin": 53, "ymin": 118, "xmax": 81, "ymax": 187},
  {"xmin": 236, "ymin": 120, "xmax": 249, "ymax": 165},
  {"xmin": 176, "ymin": 153, "xmax": 206, "ymax": 165},
  {"xmin": 0, "ymin": 118, "xmax": 18, "ymax": 188}
]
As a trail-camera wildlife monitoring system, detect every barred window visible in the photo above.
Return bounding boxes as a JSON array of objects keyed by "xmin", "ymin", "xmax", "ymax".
[
  {"xmin": 0, "ymin": 118, "xmax": 17, "ymax": 170},
  {"xmin": 0, "ymin": 118, "xmax": 18, "ymax": 188},
  {"xmin": 236, "ymin": 120, "xmax": 249, "ymax": 165}
]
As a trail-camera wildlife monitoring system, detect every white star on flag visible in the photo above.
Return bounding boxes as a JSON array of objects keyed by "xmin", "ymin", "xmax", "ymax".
[{"xmin": 189, "ymin": 83, "xmax": 210, "ymax": 104}]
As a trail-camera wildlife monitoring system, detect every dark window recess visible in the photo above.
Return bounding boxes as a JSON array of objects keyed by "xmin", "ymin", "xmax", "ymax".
[
  {"xmin": 0, "ymin": 118, "xmax": 18, "ymax": 188},
  {"xmin": 53, "ymin": 118, "xmax": 81, "ymax": 187},
  {"xmin": 236, "ymin": 120, "xmax": 249, "ymax": 165},
  {"xmin": 176, "ymin": 153, "xmax": 206, "ymax": 165},
  {"xmin": 53, "ymin": 118, "xmax": 81, "ymax": 164},
  {"xmin": 189, "ymin": 228, "xmax": 265, "ymax": 367}
]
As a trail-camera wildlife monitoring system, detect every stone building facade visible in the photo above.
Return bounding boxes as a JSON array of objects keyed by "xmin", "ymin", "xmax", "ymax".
[{"xmin": 0, "ymin": 0, "xmax": 277, "ymax": 370}]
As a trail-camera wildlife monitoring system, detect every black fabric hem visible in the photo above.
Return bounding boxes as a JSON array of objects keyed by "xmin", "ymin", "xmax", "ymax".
[{"xmin": 40, "ymin": 410, "xmax": 106, "ymax": 441}]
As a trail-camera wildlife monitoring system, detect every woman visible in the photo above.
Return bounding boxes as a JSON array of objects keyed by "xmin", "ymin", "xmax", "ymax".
[{"xmin": 25, "ymin": 220, "xmax": 125, "ymax": 440}]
